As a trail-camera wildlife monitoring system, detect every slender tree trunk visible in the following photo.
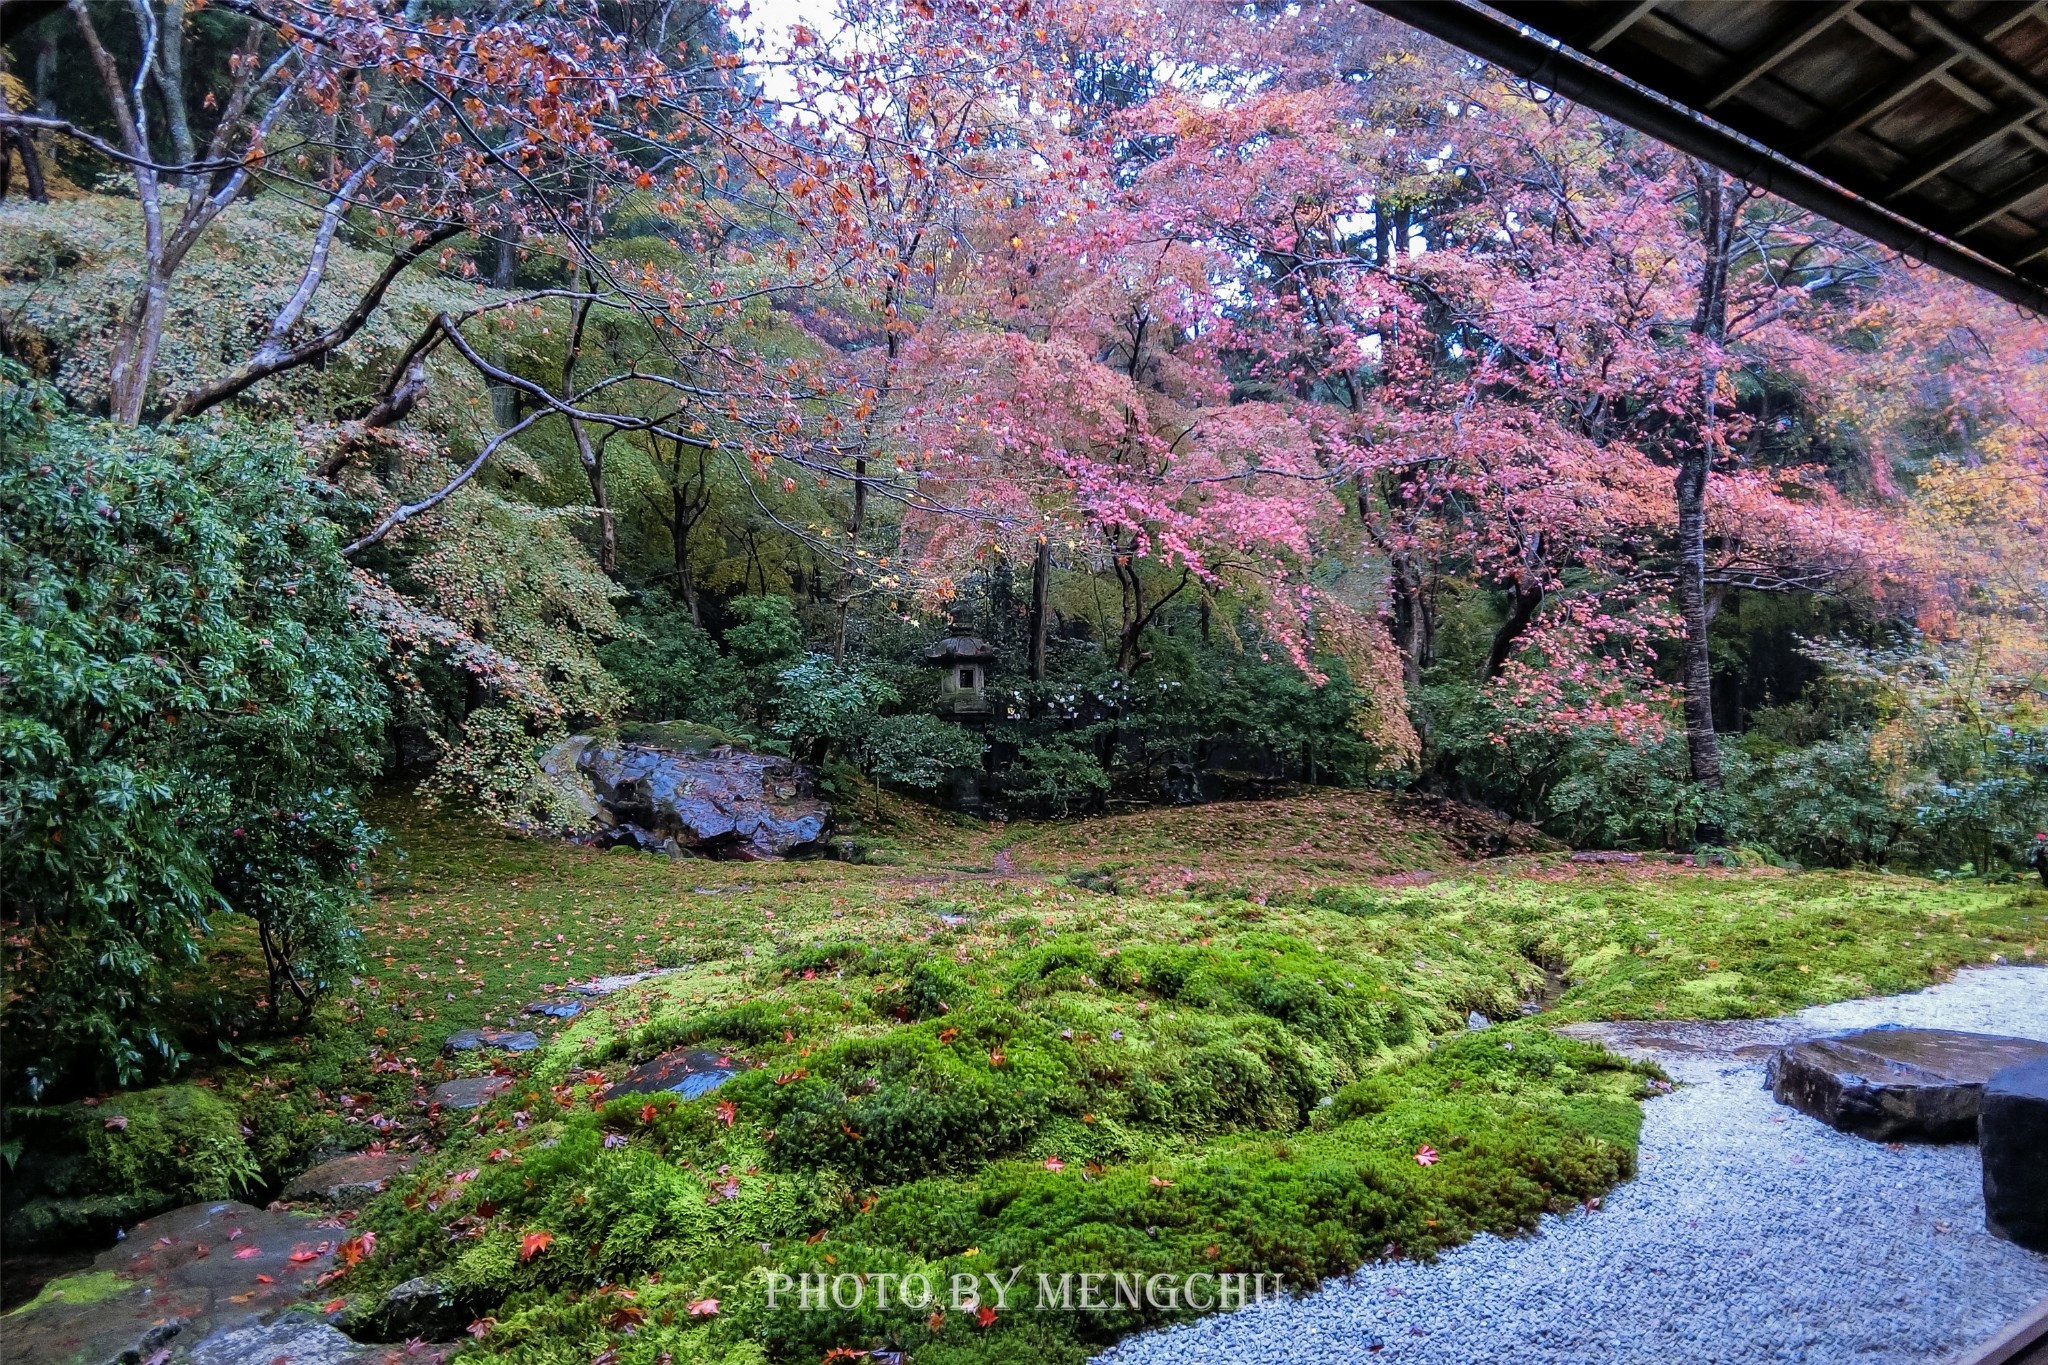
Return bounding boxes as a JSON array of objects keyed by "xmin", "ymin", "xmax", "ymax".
[
  {"xmin": 672, "ymin": 484, "xmax": 700, "ymax": 626},
  {"xmin": 489, "ymin": 233, "xmax": 519, "ymax": 428},
  {"xmin": 1387, "ymin": 551, "xmax": 1434, "ymax": 689},
  {"xmin": 1681, "ymin": 163, "xmax": 1739, "ymax": 840},
  {"xmin": 1482, "ymin": 578, "xmax": 1544, "ymax": 681},
  {"xmin": 1027, "ymin": 535, "xmax": 1050, "ymax": 681},
  {"xmin": 153, "ymin": 0, "xmax": 196, "ymax": 173},
  {"xmin": 561, "ymin": 282, "xmax": 614, "ymax": 573}
]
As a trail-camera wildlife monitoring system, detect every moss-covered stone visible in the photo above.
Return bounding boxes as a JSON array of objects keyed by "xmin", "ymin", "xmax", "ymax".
[{"xmin": 3, "ymin": 1084, "xmax": 258, "ymax": 1247}]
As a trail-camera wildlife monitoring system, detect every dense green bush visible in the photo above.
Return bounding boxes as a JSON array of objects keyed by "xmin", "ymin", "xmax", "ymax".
[
  {"xmin": 863, "ymin": 714, "xmax": 987, "ymax": 791},
  {"xmin": 0, "ymin": 374, "xmax": 384, "ymax": 1094}
]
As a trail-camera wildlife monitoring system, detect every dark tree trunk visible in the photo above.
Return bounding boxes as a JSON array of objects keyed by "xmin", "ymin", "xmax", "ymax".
[
  {"xmin": 1387, "ymin": 552, "xmax": 1434, "ymax": 690},
  {"xmin": 1682, "ymin": 163, "xmax": 1739, "ymax": 841},
  {"xmin": 1027, "ymin": 535, "xmax": 1050, "ymax": 681},
  {"xmin": 1482, "ymin": 578, "xmax": 1544, "ymax": 681}
]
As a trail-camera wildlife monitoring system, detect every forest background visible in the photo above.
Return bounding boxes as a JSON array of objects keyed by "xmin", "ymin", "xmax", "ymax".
[{"xmin": 1, "ymin": 0, "xmax": 2045, "ymax": 1101}]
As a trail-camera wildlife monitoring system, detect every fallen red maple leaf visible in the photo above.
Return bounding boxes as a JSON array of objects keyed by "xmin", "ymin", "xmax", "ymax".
[
  {"xmin": 977, "ymin": 1306, "xmax": 998, "ymax": 1329},
  {"xmin": 520, "ymin": 1230, "xmax": 553, "ymax": 1262},
  {"xmin": 233, "ymin": 1246, "xmax": 262, "ymax": 1260},
  {"xmin": 688, "ymin": 1297, "xmax": 720, "ymax": 1316},
  {"xmin": 1414, "ymin": 1145, "xmax": 1440, "ymax": 1167}
]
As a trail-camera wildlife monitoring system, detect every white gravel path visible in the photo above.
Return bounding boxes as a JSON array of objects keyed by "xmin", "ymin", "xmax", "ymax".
[{"xmin": 1095, "ymin": 965, "xmax": 2048, "ymax": 1365}]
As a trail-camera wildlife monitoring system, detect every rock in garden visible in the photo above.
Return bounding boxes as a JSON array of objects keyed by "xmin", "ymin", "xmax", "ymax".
[
  {"xmin": 189, "ymin": 1311, "xmax": 380, "ymax": 1365},
  {"xmin": 0, "ymin": 1201, "xmax": 362, "ymax": 1365},
  {"xmin": 1766, "ymin": 1025, "xmax": 2048, "ymax": 1140},
  {"xmin": 281, "ymin": 1149, "xmax": 417, "ymax": 1208},
  {"xmin": 598, "ymin": 1048, "xmax": 739, "ymax": 1102},
  {"xmin": 431, "ymin": 1075, "xmax": 514, "ymax": 1110},
  {"xmin": 1981, "ymin": 1054, "xmax": 2048, "ymax": 1251},
  {"xmin": 354, "ymin": 1275, "xmax": 470, "ymax": 1343},
  {"xmin": 443, "ymin": 1028, "xmax": 539, "ymax": 1054},
  {"xmin": 526, "ymin": 999, "xmax": 585, "ymax": 1019},
  {"xmin": 549, "ymin": 730, "xmax": 832, "ymax": 860},
  {"xmin": 564, "ymin": 967, "xmax": 684, "ymax": 997},
  {"xmin": 1467, "ymin": 1011, "xmax": 1492, "ymax": 1030}
]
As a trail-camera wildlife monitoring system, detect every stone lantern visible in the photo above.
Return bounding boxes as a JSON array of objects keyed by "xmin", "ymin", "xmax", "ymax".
[{"xmin": 926, "ymin": 612, "xmax": 996, "ymax": 720}]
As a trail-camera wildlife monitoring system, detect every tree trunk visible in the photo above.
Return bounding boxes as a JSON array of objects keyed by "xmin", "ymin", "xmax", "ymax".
[
  {"xmin": 153, "ymin": 0, "xmax": 196, "ymax": 173},
  {"xmin": 1482, "ymin": 577, "xmax": 1544, "ymax": 681},
  {"xmin": 1387, "ymin": 551, "xmax": 1434, "ymax": 690},
  {"xmin": 1681, "ymin": 163, "xmax": 1739, "ymax": 840},
  {"xmin": 1027, "ymin": 536, "xmax": 1051, "ymax": 681}
]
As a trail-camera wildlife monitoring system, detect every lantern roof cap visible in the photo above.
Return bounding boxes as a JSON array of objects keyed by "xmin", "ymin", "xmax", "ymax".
[{"xmin": 927, "ymin": 633, "xmax": 995, "ymax": 663}]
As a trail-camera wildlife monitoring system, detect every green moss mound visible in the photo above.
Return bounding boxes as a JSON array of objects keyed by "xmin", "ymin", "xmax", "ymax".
[
  {"xmin": 342, "ymin": 913, "xmax": 1652, "ymax": 1364},
  {"xmin": 3, "ymin": 1084, "xmax": 259, "ymax": 1245}
]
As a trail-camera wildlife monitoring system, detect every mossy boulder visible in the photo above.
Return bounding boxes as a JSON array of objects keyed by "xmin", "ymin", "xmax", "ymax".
[{"xmin": 2, "ymin": 1084, "xmax": 259, "ymax": 1247}]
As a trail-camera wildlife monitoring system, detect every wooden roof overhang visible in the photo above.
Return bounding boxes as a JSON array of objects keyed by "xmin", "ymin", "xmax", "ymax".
[{"xmin": 1368, "ymin": 0, "xmax": 2048, "ymax": 315}]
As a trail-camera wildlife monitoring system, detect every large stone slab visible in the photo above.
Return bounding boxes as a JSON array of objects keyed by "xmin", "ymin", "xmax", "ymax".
[
  {"xmin": 1766, "ymin": 1025, "xmax": 2048, "ymax": 1140},
  {"xmin": 1982, "ymin": 1054, "xmax": 2048, "ymax": 1251},
  {"xmin": 597, "ymin": 1048, "xmax": 740, "ymax": 1102},
  {"xmin": 281, "ymin": 1149, "xmax": 417, "ymax": 1208},
  {"xmin": 0, "ymin": 1200, "xmax": 377, "ymax": 1365}
]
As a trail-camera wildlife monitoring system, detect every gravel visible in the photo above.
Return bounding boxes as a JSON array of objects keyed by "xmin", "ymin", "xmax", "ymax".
[{"xmin": 1095, "ymin": 965, "xmax": 2048, "ymax": 1365}]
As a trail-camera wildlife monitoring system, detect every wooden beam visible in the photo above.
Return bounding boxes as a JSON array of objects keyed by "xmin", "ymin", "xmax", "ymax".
[
  {"xmin": 1957, "ymin": 162, "xmax": 2048, "ymax": 235},
  {"xmin": 1801, "ymin": 4, "xmax": 2044, "ymax": 157},
  {"xmin": 1885, "ymin": 103, "xmax": 2044, "ymax": 200},
  {"xmin": 1844, "ymin": 8, "xmax": 1915, "ymax": 60},
  {"xmin": 1586, "ymin": 1, "xmax": 1658, "ymax": 52},
  {"xmin": 1949, "ymin": 1294, "xmax": 2048, "ymax": 1365},
  {"xmin": 1910, "ymin": 4, "xmax": 2048, "ymax": 115},
  {"xmin": 1705, "ymin": 2, "xmax": 1859, "ymax": 111}
]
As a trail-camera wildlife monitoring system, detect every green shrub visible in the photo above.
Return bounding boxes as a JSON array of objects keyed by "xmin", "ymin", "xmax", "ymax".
[
  {"xmin": 863, "ymin": 714, "xmax": 987, "ymax": 791},
  {"xmin": 1002, "ymin": 740, "xmax": 1110, "ymax": 816},
  {"xmin": 1, "ymin": 383, "xmax": 384, "ymax": 1094}
]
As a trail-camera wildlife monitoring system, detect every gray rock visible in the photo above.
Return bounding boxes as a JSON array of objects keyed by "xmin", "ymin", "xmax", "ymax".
[
  {"xmin": 598, "ymin": 1048, "xmax": 740, "ymax": 1102},
  {"xmin": 577, "ymin": 737, "xmax": 831, "ymax": 859},
  {"xmin": 1982, "ymin": 1054, "xmax": 2048, "ymax": 1250},
  {"xmin": 443, "ymin": 1028, "xmax": 539, "ymax": 1054},
  {"xmin": 281, "ymin": 1150, "xmax": 417, "ymax": 1208},
  {"xmin": 1467, "ymin": 1011, "xmax": 1492, "ymax": 1030},
  {"xmin": 189, "ymin": 1311, "xmax": 380, "ymax": 1365},
  {"xmin": 1, "ymin": 1201, "xmax": 361, "ymax": 1365},
  {"xmin": 431, "ymin": 1075, "xmax": 514, "ymax": 1110},
  {"xmin": 525, "ymin": 999, "xmax": 585, "ymax": 1020},
  {"xmin": 355, "ymin": 1275, "xmax": 471, "ymax": 1343},
  {"xmin": 1767, "ymin": 1025, "xmax": 2048, "ymax": 1140},
  {"xmin": 564, "ymin": 968, "xmax": 684, "ymax": 997}
]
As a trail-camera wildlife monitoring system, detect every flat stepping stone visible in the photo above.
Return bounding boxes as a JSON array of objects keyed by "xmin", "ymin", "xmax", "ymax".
[
  {"xmin": 1982, "ymin": 1054, "xmax": 2048, "ymax": 1251},
  {"xmin": 0, "ymin": 1200, "xmax": 370, "ymax": 1365},
  {"xmin": 1767, "ymin": 1025, "xmax": 2048, "ymax": 1140},
  {"xmin": 443, "ymin": 1027, "xmax": 539, "ymax": 1053},
  {"xmin": 431, "ymin": 1075, "xmax": 514, "ymax": 1110},
  {"xmin": 564, "ymin": 968, "xmax": 683, "ymax": 997},
  {"xmin": 598, "ymin": 1048, "xmax": 739, "ymax": 1101},
  {"xmin": 525, "ymin": 999, "xmax": 585, "ymax": 1019},
  {"xmin": 281, "ymin": 1149, "xmax": 417, "ymax": 1208}
]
